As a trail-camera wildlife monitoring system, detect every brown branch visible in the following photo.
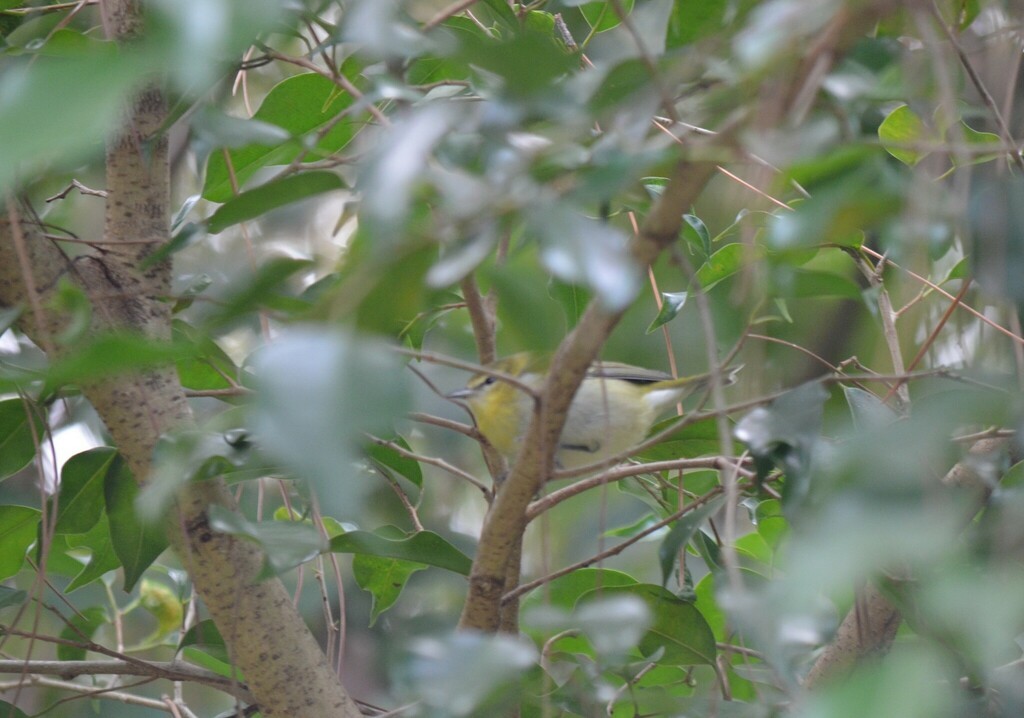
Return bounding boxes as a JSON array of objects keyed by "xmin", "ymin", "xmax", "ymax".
[
  {"xmin": 457, "ymin": 146, "xmax": 724, "ymax": 632},
  {"xmin": 0, "ymin": 659, "xmax": 255, "ymax": 702}
]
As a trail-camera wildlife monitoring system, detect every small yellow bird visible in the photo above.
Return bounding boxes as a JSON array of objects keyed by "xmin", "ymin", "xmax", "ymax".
[{"xmin": 449, "ymin": 353, "xmax": 734, "ymax": 470}]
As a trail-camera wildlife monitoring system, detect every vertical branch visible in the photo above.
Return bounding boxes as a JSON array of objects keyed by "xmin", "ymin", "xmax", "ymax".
[{"xmin": 458, "ymin": 155, "xmax": 722, "ymax": 632}]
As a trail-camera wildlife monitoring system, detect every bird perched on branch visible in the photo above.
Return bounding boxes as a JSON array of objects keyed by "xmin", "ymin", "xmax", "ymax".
[{"xmin": 449, "ymin": 353, "xmax": 738, "ymax": 470}]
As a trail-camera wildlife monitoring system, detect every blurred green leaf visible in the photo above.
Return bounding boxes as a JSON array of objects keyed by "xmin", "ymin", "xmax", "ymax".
[
  {"xmin": 658, "ymin": 496, "xmax": 726, "ymax": 587},
  {"xmin": 956, "ymin": 121, "xmax": 1002, "ymax": 166},
  {"xmin": 203, "ymin": 257, "xmax": 314, "ymax": 329},
  {"xmin": 580, "ymin": 0, "xmax": 634, "ymax": 34},
  {"xmin": 203, "ymin": 72, "xmax": 364, "ymax": 202},
  {"xmin": 0, "ymin": 398, "xmax": 42, "ymax": 481},
  {"xmin": 754, "ymin": 499, "xmax": 787, "ymax": 549},
  {"xmin": 180, "ymin": 619, "xmax": 229, "ymax": 662},
  {"xmin": 842, "ymin": 385, "xmax": 900, "ymax": 431},
  {"xmin": 251, "ymin": 329, "xmax": 411, "ymax": 519},
  {"xmin": 404, "ymin": 633, "xmax": 537, "ymax": 715},
  {"xmin": 521, "ymin": 567, "xmax": 637, "ymax": 610},
  {"xmin": 206, "ymin": 171, "xmax": 344, "ymax": 234},
  {"xmin": 455, "ymin": 25, "xmax": 577, "ymax": 98},
  {"xmin": 533, "ymin": 203, "xmax": 641, "ymax": 310},
  {"xmin": 0, "ymin": 701, "xmax": 29, "ymax": 718},
  {"xmin": 696, "ymin": 244, "xmax": 758, "ymax": 290},
  {"xmin": 45, "ymin": 334, "xmax": 194, "ymax": 390},
  {"xmin": 0, "ymin": 505, "xmax": 39, "ymax": 580},
  {"xmin": 969, "ymin": 174, "xmax": 1024, "ymax": 303},
  {"xmin": 772, "ymin": 268, "xmax": 862, "ymax": 300},
  {"xmin": 573, "ymin": 594, "xmax": 651, "ymax": 657},
  {"xmin": 57, "ymin": 606, "xmax": 107, "ymax": 661},
  {"xmin": 330, "ymin": 529, "xmax": 472, "ymax": 575},
  {"xmin": 0, "ymin": 50, "xmax": 154, "ymax": 192},
  {"xmin": 0, "ymin": 586, "xmax": 27, "ymax": 610},
  {"xmin": 879, "ymin": 104, "xmax": 931, "ymax": 166},
  {"xmin": 104, "ymin": 456, "xmax": 167, "ymax": 592},
  {"xmin": 207, "ymin": 505, "xmax": 326, "ymax": 577},
  {"xmin": 734, "ymin": 382, "xmax": 828, "ymax": 512},
  {"xmin": 172, "ymin": 320, "xmax": 240, "ymax": 392},
  {"xmin": 667, "ymin": 0, "xmax": 731, "ymax": 49},
  {"xmin": 65, "ymin": 516, "xmax": 121, "ymax": 593},
  {"xmin": 145, "ymin": 0, "xmax": 284, "ymax": 91},
  {"xmin": 598, "ymin": 584, "xmax": 716, "ymax": 665},
  {"xmin": 52, "ymin": 448, "xmax": 115, "ymax": 535}
]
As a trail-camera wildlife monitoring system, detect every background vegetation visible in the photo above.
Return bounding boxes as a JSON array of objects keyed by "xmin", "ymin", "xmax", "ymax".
[{"xmin": 2, "ymin": 0, "xmax": 1023, "ymax": 716}]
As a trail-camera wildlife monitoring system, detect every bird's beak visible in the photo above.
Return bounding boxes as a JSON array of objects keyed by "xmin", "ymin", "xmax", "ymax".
[{"xmin": 447, "ymin": 387, "xmax": 472, "ymax": 400}]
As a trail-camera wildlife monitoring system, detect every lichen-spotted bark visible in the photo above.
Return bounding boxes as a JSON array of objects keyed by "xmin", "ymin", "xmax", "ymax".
[{"xmin": 0, "ymin": 3, "xmax": 363, "ymax": 714}]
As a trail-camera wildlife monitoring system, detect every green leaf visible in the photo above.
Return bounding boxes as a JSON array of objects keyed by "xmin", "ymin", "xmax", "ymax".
[
  {"xmin": 646, "ymin": 291, "xmax": 688, "ymax": 333},
  {"xmin": 521, "ymin": 567, "xmax": 638, "ymax": 610},
  {"xmin": 533, "ymin": 202, "xmax": 641, "ymax": 310},
  {"xmin": 455, "ymin": 25, "xmax": 577, "ymax": 99},
  {"xmin": 658, "ymin": 495, "xmax": 727, "ymax": 587},
  {"xmin": 57, "ymin": 606, "xmax": 107, "ymax": 661},
  {"xmin": 0, "ymin": 586, "xmax": 27, "ymax": 609},
  {"xmin": 755, "ymin": 499, "xmax": 787, "ymax": 549},
  {"xmin": 251, "ymin": 329, "xmax": 412, "ymax": 520},
  {"xmin": 353, "ymin": 549, "xmax": 426, "ymax": 626},
  {"xmin": 0, "ymin": 399, "xmax": 42, "ymax": 481},
  {"xmin": 580, "ymin": 0, "xmax": 635, "ymax": 34},
  {"xmin": 65, "ymin": 516, "xmax": 122, "ymax": 592},
  {"xmin": 591, "ymin": 584, "xmax": 717, "ymax": 665},
  {"xmin": 842, "ymin": 385, "xmax": 900, "ymax": 431},
  {"xmin": 329, "ymin": 529, "xmax": 472, "ymax": 575},
  {"xmin": 772, "ymin": 268, "xmax": 862, "ymax": 300},
  {"xmin": 879, "ymin": 104, "xmax": 931, "ymax": 166},
  {"xmin": 0, "ymin": 701, "xmax": 29, "ymax": 718},
  {"xmin": 45, "ymin": 334, "xmax": 194, "ymax": 390},
  {"xmin": 734, "ymin": 382, "xmax": 829, "ymax": 512},
  {"xmin": 203, "ymin": 72, "xmax": 364, "ymax": 202},
  {"xmin": 180, "ymin": 619, "xmax": 228, "ymax": 660},
  {"xmin": 0, "ymin": 505, "xmax": 39, "ymax": 580},
  {"xmin": 366, "ymin": 436, "xmax": 423, "ymax": 488},
  {"xmin": 207, "ymin": 505, "xmax": 326, "ymax": 577},
  {"xmin": 682, "ymin": 213, "xmax": 712, "ymax": 258},
  {"xmin": 638, "ymin": 417, "xmax": 731, "ymax": 462},
  {"xmin": 198, "ymin": 257, "xmax": 313, "ymax": 330},
  {"xmin": 956, "ymin": 120, "xmax": 1002, "ymax": 167},
  {"xmin": 696, "ymin": 244, "xmax": 759, "ymax": 290},
  {"xmin": 0, "ymin": 49, "xmax": 155, "ymax": 192},
  {"xmin": 180, "ymin": 620, "xmax": 236, "ymax": 679},
  {"xmin": 206, "ymin": 171, "xmax": 345, "ymax": 234},
  {"xmin": 104, "ymin": 456, "xmax": 168, "ymax": 592},
  {"xmin": 172, "ymin": 320, "xmax": 240, "ymax": 392},
  {"xmin": 667, "ymin": 0, "xmax": 731, "ymax": 49},
  {"xmin": 53, "ymin": 448, "xmax": 116, "ymax": 535}
]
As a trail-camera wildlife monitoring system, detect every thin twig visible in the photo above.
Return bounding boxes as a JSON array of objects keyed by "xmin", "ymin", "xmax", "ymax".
[
  {"xmin": 423, "ymin": 0, "xmax": 480, "ymax": 30},
  {"xmin": 504, "ymin": 487, "xmax": 727, "ymax": 604}
]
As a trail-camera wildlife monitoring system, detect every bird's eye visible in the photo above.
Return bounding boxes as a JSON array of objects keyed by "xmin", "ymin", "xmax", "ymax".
[{"xmin": 481, "ymin": 376, "xmax": 497, "ymax": 387}]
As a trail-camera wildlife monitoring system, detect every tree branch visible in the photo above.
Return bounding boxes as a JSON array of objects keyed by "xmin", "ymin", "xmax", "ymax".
[
  {"xmin": 457, "ymin": 150, "xmax": 723, "ymax": 631},
  {"xmin": 0, "ymin": 659, "xmax": 255, "ymax": 702}
]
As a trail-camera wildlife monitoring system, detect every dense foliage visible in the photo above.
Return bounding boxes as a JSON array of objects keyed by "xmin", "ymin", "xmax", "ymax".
[{"xmin": 2, "ymin": 0, "xmax": 1024, "ymax": 716}]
